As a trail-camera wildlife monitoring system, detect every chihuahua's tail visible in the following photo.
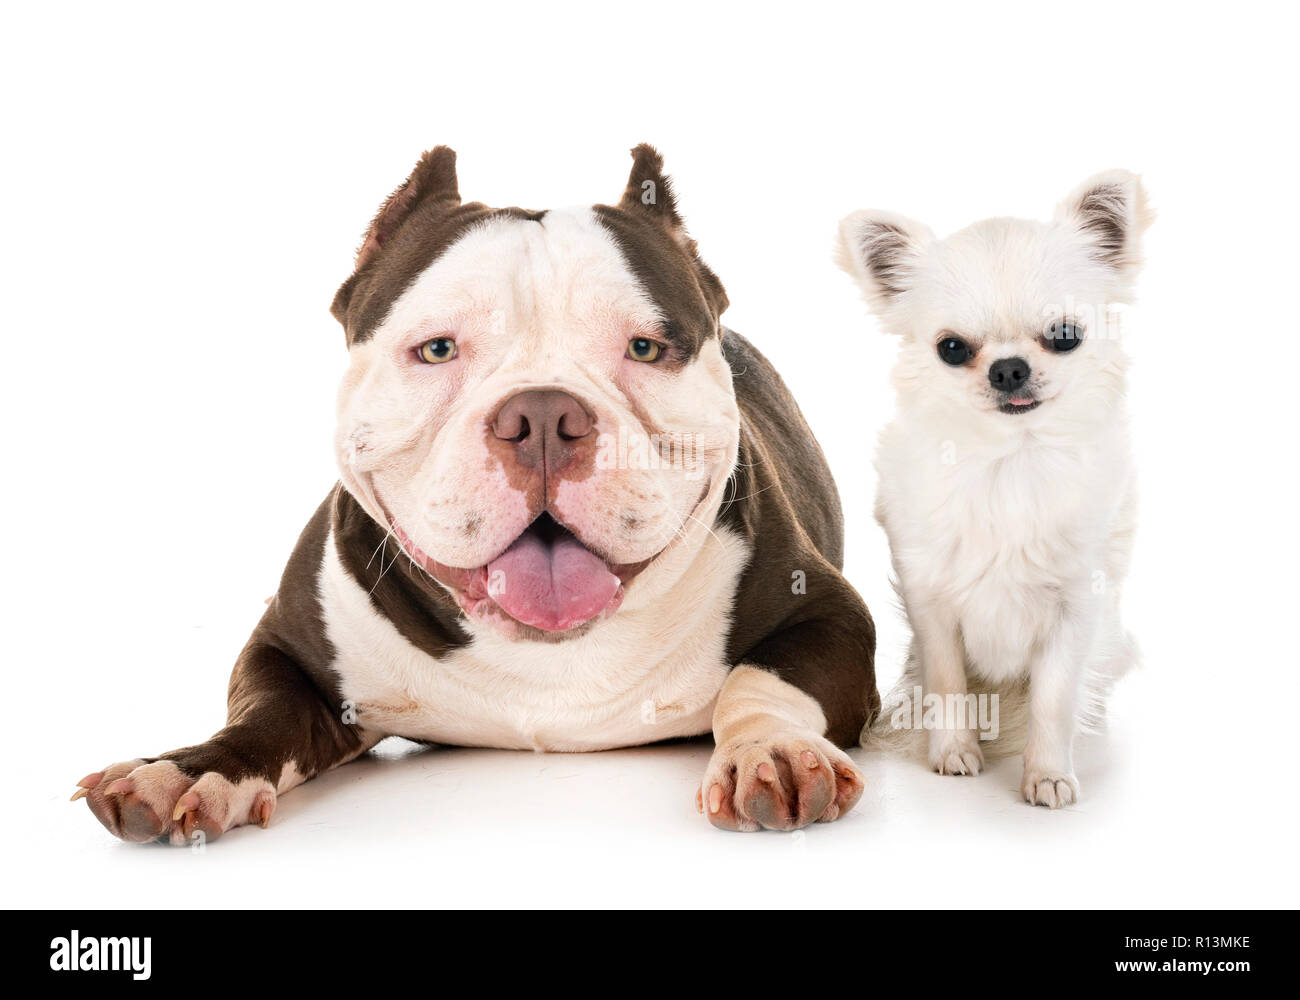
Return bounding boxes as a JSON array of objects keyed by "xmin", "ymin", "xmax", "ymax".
[
  {"xmin": 859, "ymin": 653, "xmax": 1029, "ymax": 761},
  {"xmin": 859, "ymin": 632, "xmax": 1138, "ymax": 759}
]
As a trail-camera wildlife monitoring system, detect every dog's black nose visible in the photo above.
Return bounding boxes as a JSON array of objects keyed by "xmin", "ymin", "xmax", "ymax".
[
  {"xmin": 988, "ymin": 357, "xmax": 1031, "ymax": 391},
  {"xmin": 491, "ymin": 389, "xmax": 595, "ymax": 472}
]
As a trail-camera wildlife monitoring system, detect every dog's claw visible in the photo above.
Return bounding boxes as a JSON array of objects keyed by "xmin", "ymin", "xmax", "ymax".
[
  {"xmin": 701, "ymin": 731, "xmax": 865, "ymax": 831},
  {"xmin": 251, "ymin": 789, "xmax": 275, "ymax": 828},
  {"xmin": 171, "ymin": 791, "xmax": 200, "ymax": 822},
  {"xmin": 71, "ymin": 770, "xmax": 103, "ymax": 801},
  {"xmin": 104, "ymin": 778, "xmax": 133, "ymax": 797}
]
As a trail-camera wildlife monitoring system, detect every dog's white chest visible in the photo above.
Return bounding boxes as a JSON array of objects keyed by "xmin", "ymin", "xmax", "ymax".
[
  {"xmin": 316, "ymin": 527, "xmax": 749, "ymax": 751},
  {"xmin": 881, "ymin": 428, "xmax": 1124, "ymax": 682}
]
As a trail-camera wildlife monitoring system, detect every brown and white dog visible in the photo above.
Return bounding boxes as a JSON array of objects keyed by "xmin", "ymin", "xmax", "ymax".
[{"xmin": 73, "ymin": 145, "xmax": 879, "ymax": 841}]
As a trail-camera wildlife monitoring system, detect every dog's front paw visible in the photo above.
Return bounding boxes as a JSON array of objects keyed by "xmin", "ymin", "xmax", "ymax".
[
  {"xmin": 928, "ymin": 729, "xmax": 984, "ymax": 776},
  {"xmin": 697, "ymin": 732, "xmax": 864, "ymax": 832},
  {"xmin": 1020, "ymin": 766, "xmax": 1079, "ymax": 808},
  {"xmin": 72, "ymin": 758, "xmax": 276, "ymax": 845}
]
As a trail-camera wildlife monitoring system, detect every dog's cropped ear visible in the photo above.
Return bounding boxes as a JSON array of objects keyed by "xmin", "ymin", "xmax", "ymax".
[
  {"xmin": 618, "ymin": 143, "xmax": 684, "ymax": 230},
  {"xmin": 614, "ymin": 143, "xmax": 729, "ymax": 321},
  {"xmin": 1055, "ymin": 170, "xmax": 1153, "ymax": 279},
  {"xmin": 836, "ymin": 210, "xmax": 935, "ymax": 311},
  {"xmin": 331, "ymin": 147, "xmax": 461, "ymax": 323}
]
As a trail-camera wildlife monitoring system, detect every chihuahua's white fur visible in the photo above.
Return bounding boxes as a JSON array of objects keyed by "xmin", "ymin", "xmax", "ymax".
[{"xmin": 838, "ymin": 172, "xmax": 1152, "ymax": 807}]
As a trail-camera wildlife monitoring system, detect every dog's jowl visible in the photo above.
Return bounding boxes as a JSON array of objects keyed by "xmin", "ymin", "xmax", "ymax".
[{"xmin": 73, "ymin": 145, "xmax": 879, "ymax": 840}]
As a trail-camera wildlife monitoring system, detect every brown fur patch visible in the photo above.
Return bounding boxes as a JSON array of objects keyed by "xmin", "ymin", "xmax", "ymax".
[
  {"xmin": 158, "ymin": 491, "xmax": 371, "ymax": 789},
  {"xmin": 332, "ymin": 202, "xmax": 546, "ymax": 345},
  {"xmin": 592, "ymin": 144, "xmax": 728, "ymax": 359},
  {"xmin": 718, "ymin": 331, "xmax": 879, "ymax": 747}
]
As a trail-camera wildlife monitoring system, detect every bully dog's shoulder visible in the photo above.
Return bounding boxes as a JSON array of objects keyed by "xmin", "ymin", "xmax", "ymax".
[{"xmin": 717, "ymin": 328, "xmax": 878, "ymax": 748}]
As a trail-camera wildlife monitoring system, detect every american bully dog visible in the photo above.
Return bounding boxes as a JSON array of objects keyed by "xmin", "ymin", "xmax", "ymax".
[{"xmin": 75, "ymin": 145, "xmax": 879, "ymax": 840}]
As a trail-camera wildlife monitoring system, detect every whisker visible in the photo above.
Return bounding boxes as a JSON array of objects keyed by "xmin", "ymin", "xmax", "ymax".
[
  {"xmin": 721, "ymin": 483, "xmax": 774, "ymax": 505},
  {"xmin": 365, "ymin": 533, "xmax": 389, "ymax": 570},
  {"xmin": 676, "ymin": 506, "xmax": 725, "ymax": 551}
]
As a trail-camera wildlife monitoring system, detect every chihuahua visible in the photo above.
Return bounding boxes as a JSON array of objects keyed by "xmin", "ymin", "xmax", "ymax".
[{"xmin": 837, "ymin": 173, "xmax": 1151, "ymax": 806}]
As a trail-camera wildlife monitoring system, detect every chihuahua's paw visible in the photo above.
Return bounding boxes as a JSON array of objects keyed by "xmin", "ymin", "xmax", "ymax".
[
  {"xmin": 697, "ymin": 732, "xmax": 864, "ymax": 832},
  {"xmin": 1020, "ymin": 766, "xmax": 1079, "ymax": 808},
  {"xmin": 928, "ymin": 729, "xmax": 984, "ymax": 776},
  {"xmin": 73, "ymin": 758, "xmax": 276, "ymax": 845}
]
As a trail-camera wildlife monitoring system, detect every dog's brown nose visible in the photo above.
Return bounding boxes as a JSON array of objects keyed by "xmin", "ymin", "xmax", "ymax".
[{"xmin": 491, "ymin": 389, "xmax": 595, "ymax": 471}]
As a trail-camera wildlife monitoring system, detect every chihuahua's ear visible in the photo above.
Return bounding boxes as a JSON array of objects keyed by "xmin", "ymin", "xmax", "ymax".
[
  {"xmin": 836, "ymin": 210, "xmax": 935, "ymax": 311},
  {"xmin": 1056, "ymin": 170, "xmax": 1153, "ymax": 279}
]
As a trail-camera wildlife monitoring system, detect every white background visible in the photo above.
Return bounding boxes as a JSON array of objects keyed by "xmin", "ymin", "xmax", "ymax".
[{"xmin": 4, "ymin": 1, "xmax": 1297, "ymax": 908}]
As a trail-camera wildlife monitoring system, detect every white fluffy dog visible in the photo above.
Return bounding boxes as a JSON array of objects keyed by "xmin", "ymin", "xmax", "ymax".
[{"xmin": 837, "ymin": 173, "xmax": 1152, "ymax": 807}]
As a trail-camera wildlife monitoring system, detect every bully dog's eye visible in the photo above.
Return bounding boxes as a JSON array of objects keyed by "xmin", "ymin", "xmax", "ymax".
[
  {"xmin": 626, "ymin": 337, "xmax": 663, "ymax": 363},
  {"xmin": 1044, "ymin": 321, "xmax": 1084, "ymax": 353},
  {"xmin": 936, "ymin": 335, "xmax": 972, "ymax": 366},
  {"xmin": 417, "ymin": 337, "xmax": 457, "ymax": 364}
]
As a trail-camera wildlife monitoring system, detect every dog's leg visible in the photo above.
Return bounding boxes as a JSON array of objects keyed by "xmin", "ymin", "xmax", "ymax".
[
  {"xmin": 699, "ymin": 595, "xmax": 877, "ymax": 831},
  {"xmin": 914, "ymin": 601, "xmax": 984, "ymax": 776},
  {"xmin": 74, "ymin": 642, "xmax": 373, "ymax": 845},
  {"xmin": 1021, "ymin": 597, "xmax": 1097, "ymax": 808},
  {"xmin": 700, "ymin": 667, "xmax": 865, "ymax": 832}
]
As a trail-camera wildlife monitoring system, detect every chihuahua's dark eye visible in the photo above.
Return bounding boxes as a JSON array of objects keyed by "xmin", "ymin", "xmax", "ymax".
[
  {"xmin": 937, "ymin": 336, "xmax": 972, "ymax": 366},
  {"xmin": 1044, "ymin": 321, "xmax": 1083, "ymax": 353}
]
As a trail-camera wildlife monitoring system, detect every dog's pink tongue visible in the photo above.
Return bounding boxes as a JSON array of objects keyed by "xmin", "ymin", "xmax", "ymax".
[{"xmin": 486, "ymin": 531, "xmax": 620, "ymax": 632}]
